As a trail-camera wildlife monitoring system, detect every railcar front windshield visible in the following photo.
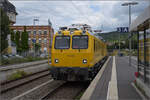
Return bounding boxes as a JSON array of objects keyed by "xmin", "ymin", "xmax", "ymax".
[
  {"xmin": 72, "ymin": 35, "xmax": 88, "ymax": 49},
  {"xmin": 55, "ymin": 36, "xmax": 70, "ymax": 49}
]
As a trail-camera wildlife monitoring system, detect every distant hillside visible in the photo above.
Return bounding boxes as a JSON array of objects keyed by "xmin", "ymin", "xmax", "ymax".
[{"xmin": 97, "ymin": 31, "xmax": 129, "ymax": 42}]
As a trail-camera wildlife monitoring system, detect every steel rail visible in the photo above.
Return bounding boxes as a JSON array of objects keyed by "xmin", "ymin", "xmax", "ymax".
[{"xmin": 1, "ymin": 69, "xmax": 50, "ymax": 93}]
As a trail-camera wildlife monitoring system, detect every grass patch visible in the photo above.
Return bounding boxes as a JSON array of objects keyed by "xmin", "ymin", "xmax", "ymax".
[
  {"xmin": 8, "ymin": 70, "xmax": 28, "ymax": 80},
  {"xmin": 1, "ymin": 56, "xmax": 47, "ymax": 65},
  {"xmin": 74, "ymin": 91, "xmax": 85, "ymax": 100}
]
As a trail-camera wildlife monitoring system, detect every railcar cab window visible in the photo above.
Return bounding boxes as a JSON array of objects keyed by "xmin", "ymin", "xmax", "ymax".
[
  {"xmin": 68, "ymin": 28, "xmax": 78, "ymax": 31},
  {"xmin": 55, "ymin": 36, "xmax": 70, "ymax": 49},
  {"xmin": 72, "ymin": 35, "xmax": 88, "ymax": 49}
]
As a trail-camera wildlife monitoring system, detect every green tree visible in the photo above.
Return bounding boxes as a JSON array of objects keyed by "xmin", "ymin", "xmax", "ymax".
[
  {"xmin": 11, "ymin": 30, "xmax": 15, "ymax": 42},
  {"xmin": 0, "ymin": 8, "xmax": 10, "ymax": 54},
  {"xmin": 15, "ymin": 31, "xmax": 22, "ymax": 52},
  {"xmin": 35, "ymin": 43, "xmax": 41, "ymax": 52},
  {"xmin": 21, "ymin": 26, "xmax": 29, "ymax": 52},
  {"xmin": 34, "ymin": 43, "xmax": 41, "ymax": 56}
]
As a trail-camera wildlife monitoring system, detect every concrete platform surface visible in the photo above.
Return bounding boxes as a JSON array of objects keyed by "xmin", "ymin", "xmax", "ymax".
[
  {"xmin": 81, "ymin": 56, "xmax": 142, "ymax": 100},
  {"xmin": 116, "ymin": 56, "xmax": 141, "ymax": 100}
]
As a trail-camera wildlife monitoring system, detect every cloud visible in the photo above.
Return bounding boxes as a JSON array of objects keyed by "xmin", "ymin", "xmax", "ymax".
[{"xmin": 10, "ymin": 0, "xmax": 149, "ymax": 32}]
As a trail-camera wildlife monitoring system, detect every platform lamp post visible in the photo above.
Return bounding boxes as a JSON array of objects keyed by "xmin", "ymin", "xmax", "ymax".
[
  {"xmin": 48, "ymin": 19, "xmax": 52, "ymax": 65},
  {"xmin": 121, "ymin": 2, "xmax": 138, "ymax": 66}
]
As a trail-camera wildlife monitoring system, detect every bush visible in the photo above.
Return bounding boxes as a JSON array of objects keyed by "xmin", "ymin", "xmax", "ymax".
[
  {"xmin": 1, "ymin": 56, "xmax": 47, "ymax": 65},
  {"xmin": 8, "ymin": 70, "xmax": 27, "ymax": 80}
]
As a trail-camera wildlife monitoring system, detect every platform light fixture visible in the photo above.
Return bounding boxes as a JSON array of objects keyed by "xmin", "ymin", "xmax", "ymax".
[{"xmin": 121, "ymin": 2, "xmax": 138, "ymax": 66}]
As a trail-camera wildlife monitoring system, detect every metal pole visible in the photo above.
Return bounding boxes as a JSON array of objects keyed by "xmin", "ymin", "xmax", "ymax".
[
  {"xmin": 129, "ymin": 4, "xmax": 132, "ymax": 66},
  {"xmin": 48, "ymin": 29, "xmax": 50, "ymax": 65},
  {"xmin": 137, "ymin": 31, "xmax": 139, "ymax": 72},
  {"xmin": 48, "ymin": 27, "xmax": 52, "ymax": 65},
  {"xmin": 119, "ymin": 32, "xmax": 120, "ymax": 53},
  {"xmin": 144, "ymin": 29, "xmax": 147, "ymax": 82},
  {"xmin": 122, "ymin": 2, "xmax": 138, "ymax": 66},
  {"xmin": 48, "ymin": 19, "xmax": 52, "ymax": 65}
]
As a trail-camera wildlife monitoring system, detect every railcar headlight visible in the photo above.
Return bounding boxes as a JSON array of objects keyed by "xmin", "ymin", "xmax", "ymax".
[
  {"xmin": 55, "ymin": 59, "xmax": 59, "ymax": 63},
  {"xmin": 83, "ymin": 59, "xmax": 87, "ymax": 64},
  {"xmin": 70, "ymin": 31, "xmax": 74, "ymax": 34}
]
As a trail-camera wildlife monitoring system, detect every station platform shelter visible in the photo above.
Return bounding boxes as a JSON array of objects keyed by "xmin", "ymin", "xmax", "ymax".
[{"xmin": 130, "ymin": 5, "xmax": 150, "ymax": 99}]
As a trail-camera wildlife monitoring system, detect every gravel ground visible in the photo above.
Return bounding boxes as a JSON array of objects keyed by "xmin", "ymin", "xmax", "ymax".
[
  {"xmin": 0, "ymin": 63, "xmax": 49, "ymax": 82},
  {"xmin": 12, "ymin": 80, "xmax": 65, "ymax": 100},
  {"xmin": 0, "ymin": 60, "xmax": 48, "ymax": 69},
  {"xmin": 1, "ymin": 75, "xmax": 51, "ymax": 100},
  {"xmin": 1, "ymin": 70, "xmax": 49, "ymax": 92},
  {"xmin": 44, "ymin": 82, "xmax": 89, "ymax": 100}
]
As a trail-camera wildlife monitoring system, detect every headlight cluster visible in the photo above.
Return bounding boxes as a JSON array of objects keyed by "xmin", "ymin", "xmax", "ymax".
[
  {"xmin": 83, "ymin": 59, "xmax": 87, "ymax": 64},
  {"xmin": 55, "ymin": 59, "xmax": 59, "ymax": 63},
  {"xmin": 55, "ymin": 59, "xmax": 87, "ymax": 64},
  {"xmin": 70, "ymin": 31, "xmax": 74, "ymax": 34}
]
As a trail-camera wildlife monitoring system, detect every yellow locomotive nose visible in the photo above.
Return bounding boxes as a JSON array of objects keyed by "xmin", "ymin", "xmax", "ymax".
[
  {"xmin": 52, "ymin": 51, "xmax": 91, "ymax": 67},
  {"xmin": 50, "ymin": 29, "xmax": 107, "ymax": 81}
]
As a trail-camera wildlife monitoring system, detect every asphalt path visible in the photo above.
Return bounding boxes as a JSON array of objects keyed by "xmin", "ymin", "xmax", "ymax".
[
  {"xmin": 116, "ymin": 56, "xmax": 141, "ymax": 100},
  {"xmin": 90, "ymin": 57, "xmax": 113, "ymax": 100},
  {"xmin": 87, "ymin": 56, "xmax": 141, "ymax": 100}
]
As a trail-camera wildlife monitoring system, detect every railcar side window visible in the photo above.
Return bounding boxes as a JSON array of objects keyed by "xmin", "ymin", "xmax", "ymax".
[
  {"xmin": 55, "ymin": 36, "xmax": 70, "ymax": 49},
  {"xmin": 72, "ymin": 35, "xmax": 88, "ymax": 49}
]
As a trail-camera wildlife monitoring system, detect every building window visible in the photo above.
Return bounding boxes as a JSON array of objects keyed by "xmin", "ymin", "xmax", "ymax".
[
  {"xmin": 39, "ymin": 40, "xmax": 41, "ymax": 43},
  {"xmin": 27, "ymin": 31, "xmax": 31, "ymax": 34},
  {"xmin": 44, "ymin": 31, "xmax": 47, "ymax": 35},
  {"xmin": 33, "ymin": 30, "xmax": 36, "ymax": 36},
  {"xmin": 28, "ymin": 40, "xmax": 32, "ymax": 44},
  {"xmin": 32, "ymin": 38, "xmax": 36, "ymax": 44},
  {"xmin": 39, "ymin": 30, "xmax": 42, "ymax": 35},
  {"xmin": 14, "ymin": 30, "xmax": 16, "ymax": 33},
  {"xmin": 19, "ymin": 30, "xmax": 22, "ymax": 33},
  {"xmin": 42, "ymin": 40, "xmax": 44, "ymax": 43},
  {"xmin": 44, "ymin": 44, "xmax": 47, "ymax": 47},
  {"xmin": 10, "ymin": 15, "xmax": 13, "ymax": 20},
  {"xmin": 44, "ymin": 47, "xmax": 47, "ymax": 53},
  {"xmin": 44, "ymin": 40, "xmax": 47, "ymax": 43}
]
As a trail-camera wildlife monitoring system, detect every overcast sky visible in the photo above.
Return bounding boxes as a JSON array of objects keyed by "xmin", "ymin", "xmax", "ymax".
[{"xmin": 10, "ymin": 0, "xmax": 150, "ymax": 32}]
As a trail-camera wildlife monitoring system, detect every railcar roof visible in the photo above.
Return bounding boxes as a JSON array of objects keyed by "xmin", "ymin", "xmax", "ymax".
[
  {"xmin": 55, "ymin": 30, "xmax": 90, "ymax": 35},
  {"xmin": 55, "ymin": 30, "xmax": 105, "ymax": 42}
]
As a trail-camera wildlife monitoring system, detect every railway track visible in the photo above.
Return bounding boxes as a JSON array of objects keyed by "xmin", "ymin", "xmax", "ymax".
[
  {"xmin": 1, "ymin": 74, "xmax": 89, "ymax": 100},
  {"xmin": 1, "ymin": 58, "xmax": 108, "ymax": 100},
  {"xmin": 40, "ymin": 57, "xmax": 107, "ymax": 100},
  {"xmin": 1, "ymin": 69, "xmax": 50, "ymax": 94},
  {"xmin": 10, "ymin": 80, "xmax": 65, "ymax": 100},
  {"xmin": 0, "ymin": 60, "xmax": 48, "ymax": 72},
  {"xmin": 41, "ymin": 81, "xmax": 90, "ymax": 100}
]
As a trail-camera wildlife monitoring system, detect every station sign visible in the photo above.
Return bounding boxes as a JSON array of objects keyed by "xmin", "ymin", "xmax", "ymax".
[{"xmin": 117, "ymin": 27, "xmax": 129, "ymax": 33}]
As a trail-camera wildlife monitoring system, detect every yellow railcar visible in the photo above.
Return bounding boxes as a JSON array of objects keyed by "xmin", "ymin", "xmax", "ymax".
[{"xmin": 50, "ymin": 30, "xmax": 107, "ymax": 81}]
